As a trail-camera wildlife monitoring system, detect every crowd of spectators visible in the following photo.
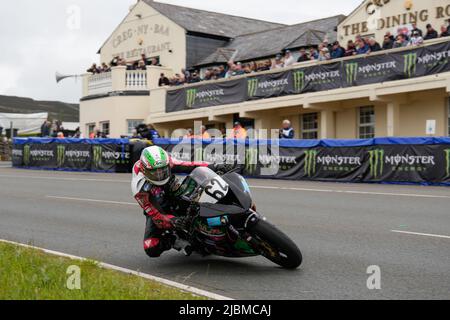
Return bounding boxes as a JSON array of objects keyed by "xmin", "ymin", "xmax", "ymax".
[
  {"xmin": 159, "ymin": 20, "xmax": 450, "ymax": 87},
  {"xmin": 86, "ymin": 54, "xmax": 162, "ymax": 74},
  {"xmin": 40, "ymin": 120, "xmax": 81, "ymax": 139}
]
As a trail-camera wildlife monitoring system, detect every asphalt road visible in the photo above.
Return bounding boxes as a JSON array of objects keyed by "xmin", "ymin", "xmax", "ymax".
[{"xmin": 0, "ymin": 166, "xmax": 449, "ymax": 300}]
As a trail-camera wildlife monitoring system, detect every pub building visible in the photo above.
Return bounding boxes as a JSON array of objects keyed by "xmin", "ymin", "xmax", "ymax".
[{"xmin": 80, "ymin": 0, "xmax": 450, "ymax": 139}]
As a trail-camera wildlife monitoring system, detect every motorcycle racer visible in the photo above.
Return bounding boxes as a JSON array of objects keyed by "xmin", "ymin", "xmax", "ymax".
[{"xmin": 131, "ymin": 146, "xmax": 213, "ymax": 258}]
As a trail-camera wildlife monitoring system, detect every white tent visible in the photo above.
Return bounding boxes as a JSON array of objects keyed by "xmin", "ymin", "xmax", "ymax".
[{"xmin": 0, "ymin": 112, "xmax": 48, "ymax": 135}]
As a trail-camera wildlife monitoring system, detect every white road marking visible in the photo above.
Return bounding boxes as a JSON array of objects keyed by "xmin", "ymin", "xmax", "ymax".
[
  {"xmin": 391, "ymin": 230, "xmax": 450, "ymax": 240},
  {"xmin": 250, "ymin": 185, "xmax": 450, "ymax": 199},
  {"xmin": 0, "ymin": 238, "xmax": 233, "ymax": 300},
  {"xmin": 47, "ymin": 195, "xmax": 136, "ymax": 206},
  {"xmin": 0, "ymin": 174, "xmax": 127, "ymax": 183},
  {"xmin": 1, "ymin": 173, "xmax": 448, "ymax": 200}
]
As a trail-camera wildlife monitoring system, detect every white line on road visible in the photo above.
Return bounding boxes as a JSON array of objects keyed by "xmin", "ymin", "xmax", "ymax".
[
  {"xmin": 250, "ymin": 186, "xmax": 450, "ymax": 199},
  {"xmin": 0, "ymin": 238, "xmax": 233, "ymax": 300},
  {"xmin": 1, "ymin": 173, "xmax": 448, "ymax": 200},
  {"xmin": 391, "ymin": 230, "xmax": 450, "ymax": 240},
  {"xmin": 47, "ymin": 195, "xmax": 136, "ymax": 206}
]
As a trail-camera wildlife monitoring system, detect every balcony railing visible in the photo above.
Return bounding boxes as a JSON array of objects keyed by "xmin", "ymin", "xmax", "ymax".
[
  {"xmin": 162, "ymin": 37, "xmax": 450, "ymax": 113},
  {"xmin": 81, "ymin": 66, "xmax": 172, "ymax": 98}
]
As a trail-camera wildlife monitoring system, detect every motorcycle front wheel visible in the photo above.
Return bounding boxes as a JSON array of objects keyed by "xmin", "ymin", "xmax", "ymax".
[{"xmin": 249, "ymin": 219, "xmax": 302, "ymax": 269}]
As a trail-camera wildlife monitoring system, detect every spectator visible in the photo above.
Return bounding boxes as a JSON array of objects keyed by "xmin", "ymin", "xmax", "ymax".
[
  {"xmin": 309, "ymin": 47, "xmax": 319, "ymax": 60},
  {"xmin": 396, "ymin": 27, "xmax": 410, "ymax": 41},
  {"xmin": 87, "ymin": 63, "xmax": 99, "ymax": 74},
  {"xmin": 141, "ymin": 54, "xmax": 150, "ymax": 65},
  {"xmin": 136, "ymin": 60, "xmax": 147, "ymax": 70},
  {"xmin": 440, "ymin": 25, "xmax": 450, "ymax": 38},
  {"xmin": 297, "ymin": 48, "xmax": 309, "ymax": 63},
  {"xmin": 200, "ymin": 126, "xmax": 211, "ymax": 139},
  {"xmin": 368, "ymin": 38, "xmax": 382, "ymax": 53},
  {"xmin": 147, "ymin": 125, "xmax": 160, "ymax": 140},
  {"xmin": 257, "ymin": 60, "xmax": 272, "ymax": 72},
  {"xmin": 110, "ymin": 56, "xmax": 120, "ymax": 67},
  {"xmin": 101, "ymin": 62, "xmax": 111, "ymax": 72},
  {"xmin": 130, "ymin": 129, "xmax": 140, "ymax": 139},
  {"xmin": 216, "ymin": 65, "xmax": 227, "ymax": 78},
  {"xmin": 184, "ymin": 129, "xmax": 193, "ymax": 139},
  {"xmin": 393, "ymin": 34, "xmax": 408, "ymax": 48},
  {"xmin": 182, "ymin": 68, "xmax": 191, "ymax": 82},
  {"xmin": 447, "ymin": 19, "xmax": 450, "ymax": 33},
  {"xmin": 279, "ymin": 120, "xmax": 295, "ymax": 139},
  {"xmin": 318, "ymin": 47, "xmax": 330, "ymax": 61},
  {"xmin": 409, "ymin": 31, "xmax": 424, "ymax": 46},
  {"xmin": 189, "ymin": 72, "xmax": 201, "ymax": 83},
  {"xmin": 345, "ymin": 40, "xmax": 356, "ymax": 56},
  {"xmin": 150, "ymin": 57, "xmax": 162, "ymax": 67},
  {"xmin": 271, "ymin": 54, "xmax": 284, "ymax": 69},
  {"xmin": 355, "ymin": 38, "xmax": 370, "ymax": 55},
  {"xmin": 57, "ymin": 132, "xmax": 65, "ymax": 139},
  {"xmin": 40, "ymin": 121, "xmax": 51, "ymax": 137},
  {"xmin": 158, "ymin": 73, "xmax": 170, "ymax": 86},
  {"xmin": 382, "ymin": 34, "xmax": 394, "ymax": 50},
  {"xmin": 229, "ymin": 122, "xmax": 247, "ymax": 139},
  {"xmin": 411, "ymin": 23, "xmax": 423, "ymax": 37},
  {"xmin": 331, "ymin": 41, "xmax": 345, "ymax": 59},
  {"xmin": 283, "ymin": 50, "xmax": 295, "ymax": 67},
  {"xmin": 424, "ymin": 24, "xmax": 438, "ymax": 40}
]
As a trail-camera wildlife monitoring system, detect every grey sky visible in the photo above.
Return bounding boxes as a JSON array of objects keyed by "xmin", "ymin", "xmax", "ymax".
[{"xmin": 0, "ymin": 0, "xmax": 361, "ymax": 103}]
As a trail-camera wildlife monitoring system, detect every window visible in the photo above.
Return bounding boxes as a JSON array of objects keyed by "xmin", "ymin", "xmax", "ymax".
[
  {"xmin": 100, "ymin": 121, "xmax": 110, "ymax": 137},
  {"xmin": 358, "ymin": 106, "xmax": 375, "ymax": 139},
  {"xmin": 127, "ymin": 119, "xmax": 144, "ymax": 135},
  {"xmin": 87, "ymin": 123, "xmax": 96, "ymax": 136},
  {"xmin": 301, "ymin": 113, "xmax": 318, "ymax": 139}
]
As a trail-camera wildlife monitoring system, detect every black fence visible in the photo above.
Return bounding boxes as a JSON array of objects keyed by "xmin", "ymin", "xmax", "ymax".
[
  {"xmin": 155, "ymin": 137, "xmax": 450, "ymax": 186},
  {"xmin": 167, "ymin": 40, "xmax": 450, "ymax": 112},
  {"xmin": 12, "ymin": 138, "xmax": 132, "ymax": 173}
]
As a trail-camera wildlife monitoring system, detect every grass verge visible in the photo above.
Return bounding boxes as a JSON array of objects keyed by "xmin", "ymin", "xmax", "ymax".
[{"xmin": 0, "ymin": 242, "xmax": 206, "ymax": 300}]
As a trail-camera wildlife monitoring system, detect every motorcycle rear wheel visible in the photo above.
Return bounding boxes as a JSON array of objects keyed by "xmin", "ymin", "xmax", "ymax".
[{"xmin": 250, "ymin": 219, "xmax": 302, "ymax": 269}]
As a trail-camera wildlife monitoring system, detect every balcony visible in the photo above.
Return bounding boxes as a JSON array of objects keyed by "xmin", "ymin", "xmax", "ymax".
[
  {"xmin": 81, "ymin": 65, "xmax": 172, "ymax": 100},
  {"xmin": 148, "ymin": 37, "xmax": 450, "ymax": 124}
]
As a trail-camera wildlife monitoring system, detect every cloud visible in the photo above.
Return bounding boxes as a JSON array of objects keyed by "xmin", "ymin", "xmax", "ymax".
[{"xmin": 0, "ymin": 0, "xmax": 359, "ymax": 103}]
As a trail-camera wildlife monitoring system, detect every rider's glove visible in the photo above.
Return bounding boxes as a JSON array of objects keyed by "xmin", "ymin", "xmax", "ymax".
[{"xmin": 152, "ymin": 212, "xmax": 176, "ymax": 230}]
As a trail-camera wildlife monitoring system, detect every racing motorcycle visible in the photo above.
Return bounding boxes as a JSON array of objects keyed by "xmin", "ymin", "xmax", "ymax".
[{"xmin": 168, "ymin": 166, "xmax": 302, "ymax": 269}]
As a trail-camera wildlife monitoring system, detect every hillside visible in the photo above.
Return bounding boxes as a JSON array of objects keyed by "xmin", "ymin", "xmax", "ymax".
[{"xmin": 0, "ymin": 95, "xmax": 79, "ymax": 122}]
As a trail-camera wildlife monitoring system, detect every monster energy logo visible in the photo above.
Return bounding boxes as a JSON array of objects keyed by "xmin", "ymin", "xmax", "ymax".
[
  {"xmin": 23, "ymin": 145, "xmax": 31, "ymax": 166},
  {"xmin": 186, "ymin": 89, "xmax": 197, "ymax": 108},
  {"xmin": 57, "ymin": 145, "xmax": 65, "ymax": 167},
  {"xmin": 245, "ymin": 147, "xmax": 258, "ymax": 174},
  {"xmin": 346, "ymin": 62, "xmax": 358, "ymax": 84},
  {"xmin": 92, "ymin": 145, "xmax": 103, "ymax": 168},
  {"xmin": 248, "ymin": 78, "xmax": 258, "ymax": 97},
  {"xmin": 369, "ymin": 149, "xmax": 385, "ymax": 178},
  {"xmin": 445, "ymin": 149, "xmax": 450, "ymax": 179},
  {"xmin": 404, "ymin": 53, "xmax": 417, "ymax": 78},
  {"xmin": 293, "ymin": 71, "xmax": 305, "ymax": 92},
  {"xmin": 304, "ymin": 150, "xmax": 318, "ymax": 177}
]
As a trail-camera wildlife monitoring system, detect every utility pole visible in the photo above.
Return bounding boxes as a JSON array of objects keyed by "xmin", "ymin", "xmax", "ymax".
[{"xmin": 10, "ymin": 121, "xmax": 14, "ymax": 140}]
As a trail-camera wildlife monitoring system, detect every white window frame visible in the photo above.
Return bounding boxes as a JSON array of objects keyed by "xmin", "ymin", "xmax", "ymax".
[
  {"xmin": 301, "ymin": 113, "xmax": 319, "ymax": 140},
  {"xmin": 127, "ymin": 119, "xmax": 144, "ymax": 136},
  {"xmin": 86, "ymin": 123, "xmax": 96, "ymax": 136},
  {"xmin": 358, "ymin": 106, "xmax": 375, "ymax": 139},
  {"xmin": 100, "ymin": 121, "xmax": 110, "ymax": 136}
]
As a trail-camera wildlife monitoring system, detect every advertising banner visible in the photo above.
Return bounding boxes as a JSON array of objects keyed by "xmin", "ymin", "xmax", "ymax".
[
  {"xmin": 13, "ymin": 139, "xmax": 131, "ymax": 173},
  {"xmin": 166, "ymin": 40, "xmax": 450, "ymax": 113},
  {"xmin": 155, "ymin": 138, "xmax": 450, "ymax": 186}
]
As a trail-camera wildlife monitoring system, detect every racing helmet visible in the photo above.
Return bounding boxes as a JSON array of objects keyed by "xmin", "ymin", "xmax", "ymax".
[{"xmin": 140, "ymin": 146, "xmax": 171, "ymax": 186}]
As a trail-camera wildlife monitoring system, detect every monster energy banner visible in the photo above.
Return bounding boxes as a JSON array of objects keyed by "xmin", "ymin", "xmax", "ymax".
[
  {"xmin": 12, "ymin": 139, "xmax": 131, "ymax": 173},
  {"xmin": 154, "ymin": 138, "xmax": 450, "ymax": 185},
  {"xmin": 166, "ymin": 40, "xmax": 450, "ymax": 112},
  {"xmin": 166, "ymin": 78, "xmax": 246, "ymax": 113}
]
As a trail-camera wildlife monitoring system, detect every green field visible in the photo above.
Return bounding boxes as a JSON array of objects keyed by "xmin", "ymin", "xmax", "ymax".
[{"xmin": 0, "ymin": 242, "xmax": 205, "ymax": 300}]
